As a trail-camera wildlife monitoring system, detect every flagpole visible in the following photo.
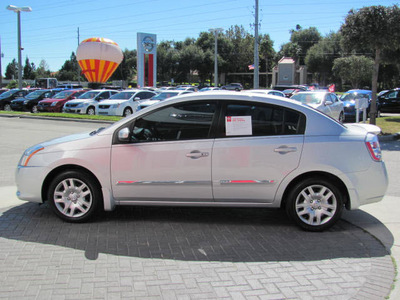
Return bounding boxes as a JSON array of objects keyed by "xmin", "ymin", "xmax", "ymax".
[{"xmin": 253, "ymin": 0, "xmax": 259, "ymax": 89}]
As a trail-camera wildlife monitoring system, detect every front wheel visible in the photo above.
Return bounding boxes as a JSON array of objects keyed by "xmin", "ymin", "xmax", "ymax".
[
  {"xmin": 285, "ymin": 177, "xmax": 344, "ymax": 231},
  {"xmin": 338, "ymin": 112, "xmax": 344, "ymax": 123},
  {"xmin": 47, "ymin": 170, "xmax": 102, "ymax": 222},
  {"xmin": 87, "ymin": 107, "xmax": 95, "ymax": 115},
  {"xmin": 123, "ymin": 107, "xmax": 133, "ymax": 117},
  {"xmin": 31, "ymin": 105, "xmax": 38, "ymax": 113}
]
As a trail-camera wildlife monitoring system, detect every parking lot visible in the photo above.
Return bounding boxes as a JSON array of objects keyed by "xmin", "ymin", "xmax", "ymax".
[{"xmin": 0, "ymin": 116, "xmax": 398, "ymax": 299}]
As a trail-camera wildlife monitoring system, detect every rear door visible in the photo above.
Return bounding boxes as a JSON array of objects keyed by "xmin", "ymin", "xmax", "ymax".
[{"xmin": 212, "ymin": 101, "xmax": 305, "ymax": 203}]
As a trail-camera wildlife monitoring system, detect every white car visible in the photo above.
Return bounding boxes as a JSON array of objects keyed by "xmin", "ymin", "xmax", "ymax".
[
  {"xmin": 135, "ymin": 90, "xmax": 193, "ymax": 111},
  {"xmin": 15, "ymin": 91, "xmax": 388, "ymax": 231},
  {"xmin": 291, "ymin": 91, "xmax": 345, "ymax": 122},
  {"xmin": 63, "ymin": 89, "xmax": 119, "ymax": 115},
  {"xmin": 246, "ymin": 89, "xmax": 286, "ymax": 97},
  {"xmin": 96, "ymin": 90, "xmax": 157, "ymax": 117}
]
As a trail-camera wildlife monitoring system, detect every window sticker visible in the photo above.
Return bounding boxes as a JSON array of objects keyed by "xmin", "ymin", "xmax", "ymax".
[{"xmin": 226, "ymin": 116, "xmax": 252, "ymax": 136}]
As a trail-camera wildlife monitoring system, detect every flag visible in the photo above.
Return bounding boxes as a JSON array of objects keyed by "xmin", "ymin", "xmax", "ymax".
[
  {"xmin": 248, "ymin": 64, "xmax": 255, "ymax": 70},
  {"xmin": 328, "ymin": 84, "xmax": 335, "ymax": 93}
]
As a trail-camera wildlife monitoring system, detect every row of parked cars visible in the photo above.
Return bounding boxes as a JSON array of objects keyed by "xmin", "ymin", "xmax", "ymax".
[{"xmin": 1, "ymin": 86, "xmax": 399, "ymax": 122}]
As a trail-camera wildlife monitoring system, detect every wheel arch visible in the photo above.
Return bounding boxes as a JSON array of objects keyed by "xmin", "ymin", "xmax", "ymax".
[
  {"xmin": 280, "ymin": 171, "xmax": 350, "ymax": 210},
  {"xmin": 42, "ymin": 164, "xmax": 103, "ymax": 204}
]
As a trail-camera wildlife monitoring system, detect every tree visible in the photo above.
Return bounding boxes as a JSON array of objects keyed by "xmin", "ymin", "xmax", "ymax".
[
  {"xmin": 36, "ymin": 59, "xmax": 51, "ymax": 78},
  {"xmin": 332, "ymin": 55, "xmax": 374, "ymax": 89},
  {"xmin": 23, "ymin": 57, "xmax": 35, "ymax": 79},
  {"xmin": 5, "ymin": 59, "xmax": 17, "ymax": 80},
  {"xmin": 110, "ymin": 49, "xmax": 136, "ymax": 82},
  {"xmin": 57, "ymin": 52, "xmax": 81, "ymax": 81},
  {"xmin": 340, "ymin": 5, "xmax": 400, "ymax": 124},
  {"xmin": 305, "ymin": 32, "xmax": 342, "ymax": 85}
]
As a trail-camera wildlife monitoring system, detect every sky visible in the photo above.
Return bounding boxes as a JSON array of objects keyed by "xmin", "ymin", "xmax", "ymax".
[{"xmin": 0, "ymin": 0, "xmax": 396, "ymax": 75}]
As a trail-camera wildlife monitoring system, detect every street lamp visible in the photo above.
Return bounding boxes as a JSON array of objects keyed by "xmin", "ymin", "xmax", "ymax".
[
  {"xmin": 6, "ymin": 5, "xmax": 32, "ymax": 90},
  {"xmin": 209, "ymin": 28, "xmax": 223, "ymax": 87}
]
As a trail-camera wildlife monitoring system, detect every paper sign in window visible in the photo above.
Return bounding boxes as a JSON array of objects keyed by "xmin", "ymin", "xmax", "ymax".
[{"xmin": 226, "ymin": 116, "xmax": 252, "ymax": 136}]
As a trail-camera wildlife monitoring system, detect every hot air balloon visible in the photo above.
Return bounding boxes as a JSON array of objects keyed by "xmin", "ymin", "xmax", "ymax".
[{"xmin": 76, "ymin": 37, "xmax": 123, "ymax": 84}]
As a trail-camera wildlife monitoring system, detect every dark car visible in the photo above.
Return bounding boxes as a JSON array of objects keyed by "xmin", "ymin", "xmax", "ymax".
[
  {"xmin": 0, "ymin": 89, "xmax": 9, "ymax": 96},
  {"xmin": 11, "ymin": 89, "xmax": 62, "ymax": 113},
  {"xmin": 221, "ymin": 83, "xmax": 243, "ymax": 91},
  {"xmin": 378, "ymin": 88, "xmax": 400, "ymax": 113},
  {"xmin": 340, "ymin": 90, "xmax": 378, "ymax": 122},
  {"xmin": 37, "ymin": 89, "xmax": 87, "ymax": 113},
  {"xmin": 0, "ymin": 89, "xmax": 29, "ymax": 111}
]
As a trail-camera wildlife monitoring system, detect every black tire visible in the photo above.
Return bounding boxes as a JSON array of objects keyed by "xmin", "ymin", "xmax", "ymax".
[
  {"xmin": 31, "ymin": 105, "xmax": 38, "ymax": 113},
  {"xmin": 285, "ymin": 177, "xmax": 343, "ymax": 231},
  {"xmin": 47, "ymin": 170, "xmax": 102, "ymax": 222},
  {"xmin": 123, "ymin": 107, "xmax": 133, "ymax": 117},
  {"xmin": 4, "ymin": 103, "xmax": 11, "ymax": 111},
  {"xmin": 338, "ymin": 112, "xmax": 344, "ymax": 123},
  {"xmin": 87, "ymin": 107, "xmax": 95, "ymax": 115}
]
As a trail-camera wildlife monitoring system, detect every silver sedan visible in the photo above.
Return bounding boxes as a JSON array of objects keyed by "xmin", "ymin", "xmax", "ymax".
[{"xmin": 15, "ymin": 91, "xmax": 388, "ymax": 231}]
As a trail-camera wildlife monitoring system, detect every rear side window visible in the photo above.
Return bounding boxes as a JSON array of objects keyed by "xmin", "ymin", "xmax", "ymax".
[{"xmin": 221, "ymin": 103, "xmax": 305, "ymax": 137}]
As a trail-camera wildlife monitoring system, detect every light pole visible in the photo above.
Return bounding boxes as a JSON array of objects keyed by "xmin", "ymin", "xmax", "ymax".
[
  {"xmin": 6, "ymin": 5, "xmax": 32, "ymax": 90},
  {"xmin": 209, "ymin": 28, "xmax": 223, "ymax": 87}
]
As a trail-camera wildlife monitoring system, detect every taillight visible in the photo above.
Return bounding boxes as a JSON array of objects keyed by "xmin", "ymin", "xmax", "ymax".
[{"xmin": 365, "ymin": 133, "xmax": 382, "ymax": 162}]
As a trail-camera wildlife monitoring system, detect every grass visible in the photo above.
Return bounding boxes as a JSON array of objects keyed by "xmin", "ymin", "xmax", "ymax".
[{"xmin": 1, "ymin": 110, "xmax": 400, "ymax": 135}]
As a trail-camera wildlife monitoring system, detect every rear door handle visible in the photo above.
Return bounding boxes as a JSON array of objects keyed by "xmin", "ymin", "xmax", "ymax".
[
  {"xmin": 186, "ymin": 150, "xmax": 209, "ymax": 159},
  {"xmin": 274, "ymin": 146, "xmax": 297, "ymax": 154}
]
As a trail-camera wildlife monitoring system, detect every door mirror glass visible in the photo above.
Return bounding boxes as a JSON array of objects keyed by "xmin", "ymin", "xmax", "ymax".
[{"xmin": 118, "ymin": 127, "xmax": 130, "ymax": 142}]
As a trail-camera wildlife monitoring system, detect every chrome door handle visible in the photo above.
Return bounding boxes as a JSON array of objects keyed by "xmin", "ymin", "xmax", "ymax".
[
  {"xmin": 186, "ymin": 150, "xmax": 209, "ymax": 159},
  {"xmin": 274, "ymin": 146, "xmax": 297, "ymax": 154}
]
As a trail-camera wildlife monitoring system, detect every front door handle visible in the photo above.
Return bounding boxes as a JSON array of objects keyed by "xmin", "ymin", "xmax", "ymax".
[
  {"xmin": 274, "ymin": 146, "xmax": 297, "ymax": 154},
  {"xmin": 186, "ymin": 150, "xmax": 209, "ymax": 159}
]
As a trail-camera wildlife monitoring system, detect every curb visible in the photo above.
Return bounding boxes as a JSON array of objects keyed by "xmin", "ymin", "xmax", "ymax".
[
  {"xmin": 379, "ymin": 132, "xmax": 400, "ymax": 142},
  {"xmin": 0, "ymin": 113, "xmax": 114, "ymax": 124}
]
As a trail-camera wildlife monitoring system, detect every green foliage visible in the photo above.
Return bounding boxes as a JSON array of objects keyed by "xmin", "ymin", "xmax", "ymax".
[
  {"xmin": 57, "ymin": 52, "xmax": 82, "ymax": 81},
  {"xmin": 23, "ymin": 57, "xmax": 36, "ymax": 80},
  {"xmin": 332, "ymin": 55, "xmax": 373, "ymax": 88},
  {"xmin": 5, "ymin": 59, "xmax": 17, "ymax": 80}
]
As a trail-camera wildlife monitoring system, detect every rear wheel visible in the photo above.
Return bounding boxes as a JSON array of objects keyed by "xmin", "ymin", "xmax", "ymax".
[
  {"xmin": 4, "ymin": 104, "xmax": 11, "ymax": 111},
  {"xmin": 47, "ymin": 170, "xmax": 102, "ymax": 222},
  {"xmin": 31, "ymin": 105, "xmax": 38, "ymax": 113},
  {"xmin": 285, "ymin": 177, "xmax": 343, "ymax": 231}
]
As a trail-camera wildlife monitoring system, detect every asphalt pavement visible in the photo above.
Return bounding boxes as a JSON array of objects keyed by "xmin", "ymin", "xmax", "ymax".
[{"xmin": 0, "ymin": 115, "xmax": 399, "ymax": 299}]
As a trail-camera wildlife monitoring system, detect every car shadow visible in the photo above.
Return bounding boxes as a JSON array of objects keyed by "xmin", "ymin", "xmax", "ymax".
[
  {"xmin": 0, "ymin": 202, "xmax": 393, "ymax": 262},
  {"xmin": 380, "ymin": 139, "xmax": 400, "ymax": 151}
]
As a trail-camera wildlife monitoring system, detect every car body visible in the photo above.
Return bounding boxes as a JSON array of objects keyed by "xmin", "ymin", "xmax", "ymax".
[
  {"xmin": 340, "ymin": 90, "xmax": 377, "ymax": 122},
  {"xmin": 291, "ymin": 91, "xmax": 344, "ymax": 122},
  {"xmin": 63, "ymin": 90, "xmax": 119, "ymax": 115},
  {"xmin": 282, "ymin": 88, "xmax": 303, "ymax": 98},
  {"xmin": 0, "ymin": 88, "xmax": 9, "ymax": 96},
  {"xmin": 37, "ymin": 90, "xmax": 87, "ymax": 113},
  {"xmin": 377, "ymin": 88, "xmax": 400, "ymax": 113},
  {"xmin": 96, "ymin": 90, "xmax": 157, "ymax": 117},
  {"xmin": 56, "ymin": 83, "xmax": 84, "ymax": 90},
  {"xmin": 221, "ymin": 83, "xmax": 243, "ymax": 91},
  {"xmin": 11, "ymin": 89, "xmax": 63, "ymax": 113},
  {"xmin": 246, "ymin": 89, "xmax": 286, "ymax": 98},
  {"xmin": 15, "ymin": 91, "xmax": 388, "ymax": 232},
  {"xmin": 135, "ymin": 90, "xmax": 193, "ymax": 111},
  {"xmin": 0, "ymin": 89, "xmax": 29, "ymax": 111},
  {"xmin": 176, "ymin": 86, "xmax": 198, "ymax": 92}
]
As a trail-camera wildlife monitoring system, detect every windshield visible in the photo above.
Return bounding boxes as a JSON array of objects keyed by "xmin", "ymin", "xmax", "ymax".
[
  {"xmin": 0, "ymin": 89, "xmax": 19, "ymax": 98},
  {"xmin": 25, "ymin": 90, "xmax": 46, "ymax": 99},
  {"xmin": 150, "ymin": 92, "xmax": 179, "ymax": 100},
  {"xmin": 340, "ymin": 93, "xmax": 369, "ymax": 101},
  {"xmin": 53, "ymin": 91, "xmax": 74, "ymax": 99},
  {"xmin": 78, "ymin": 91, "xmax": 99, "ymax": 99},
  {"xmin": 108, "ymin": 91, "xmax": 135, "ymax": 100},
  {"xmin": 291, "ymin": 93, "xmax": 324, "ymax": 104}
]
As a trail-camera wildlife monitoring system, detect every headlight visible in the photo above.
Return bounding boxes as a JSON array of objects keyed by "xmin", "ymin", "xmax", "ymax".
[
  {"xmin": 112, "ymin": 104, "xmax": 120, "ymax": 109},
  {"xmin": 24, "ymin": 100, "xmax": 29, "ymax": 104},
  {"xmin": 18, "ymin": 145, "xmax": 44, "ymax": 167},
  {"xmin": 51, "ymin": 102, "xmax": 57, "ymax": 106}
]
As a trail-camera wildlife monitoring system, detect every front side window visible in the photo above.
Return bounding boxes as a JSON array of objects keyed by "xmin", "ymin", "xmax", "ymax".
[
  {"xmin": 130, "ymin": 102, "xmax": 217, "ymax": 142},
  {"xmin": 222, "ymin": 103, "xmax": 305, "ymax": 137}
]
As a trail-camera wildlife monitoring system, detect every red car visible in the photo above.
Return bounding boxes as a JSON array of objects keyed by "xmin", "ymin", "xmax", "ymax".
[{"xmin": 37, "ymin": 89, "xmax": 87, "ymax": 113}]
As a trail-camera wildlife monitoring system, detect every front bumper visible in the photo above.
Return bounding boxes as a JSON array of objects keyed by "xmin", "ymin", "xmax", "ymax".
[{"xmin": 15, "ymin": 165, "xmax": 49, "ymax": 203}]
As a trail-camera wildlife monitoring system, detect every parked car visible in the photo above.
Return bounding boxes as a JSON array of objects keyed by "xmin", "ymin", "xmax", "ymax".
[
  {"xmin": 0, "ymin": 88, "xmax": 29, "ymax": 111},
  {"xmin": 56, "ymin": 83, "xmax": 83, "ymax": 90},
  {"xmin": 273, "ymin": 85, "xmax": 308, "ymax": 92},
  {"xmin": 96, "ymin": 90, "xmax": 157, "ymax": 117},
  {"xmin": 291, "ymin": 91, "xmax": 344, "ymax": 122},
  {"xmin": 282, "ymin": 88, "xmax": 303, "ymax": 98},
  {"xmin": 37, "ymin": 90, "xmax": 87, "ymax": 113},
  {"xmin": 199, "ymin": 87, "xmax": 221, "ymax": 92},
  {"xmin": 340, "ymin": 90, "xmax": 378, "ymax": 122},
  {"xmin": 63, "ymin": 90, "xmax": 119, "ymax": 115},
  {"xmin": 0, "ymin": 88, "xmax": 9, "ymax": 96},
  {"xmin": 176, "ymin": 86, "xmax": 198, "ymax": 92},
  {"xmin": 246, "ymin": 89, "xmax": 286, "ymax": 97},
  {"xmin": 135, "ymin": 90, "xmax": 193, "ymax": 111},
  {"xmin": 15, "ymin": 91, "xmax": 387, "ymax": 231},
  {"xmin": 221, "ymin": 83, "xmax": 243, "ymax": 91},
  {"xmin": 377, "ymin": 88, "xmax": 400, "ymax": 113},
  {"xmin": 10, "ymin": 89, "xmax": 62, "ymax": 113}
]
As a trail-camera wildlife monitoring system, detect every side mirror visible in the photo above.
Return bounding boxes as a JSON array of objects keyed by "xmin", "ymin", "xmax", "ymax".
[
  {"xmin": 118, "ymin": 127, "xmax": 130, "ymax": 142},
  {"xmin": 325, "ymin": 100, "xmax": 333, "ymax": 106},
  {"xmin": 134, "ymin": 97, "xmax": 141, "ymax": 100}
]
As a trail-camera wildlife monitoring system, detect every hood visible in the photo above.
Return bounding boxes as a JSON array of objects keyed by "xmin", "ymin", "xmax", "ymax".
[
  {"xmin": 98, "ymin": 99, "xmax": 126, "ymax": 105},
  {"xmin": 66, "ymin": 99, "xmax": 92, "ymax": 104},
  {"xmin": 12, "ymin": 98, "xmax": 26, "ymax": 103},
  {"xmin": 40, "ymin": 131, "xmax": 94, "ymax": 149},
  {"xmin": 342, "ymin": 100, "xmax": 356, "ymax": 107},
  {"xmin": 40, "ymin": 97, "xmax": 66, "ymax": 103}
]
